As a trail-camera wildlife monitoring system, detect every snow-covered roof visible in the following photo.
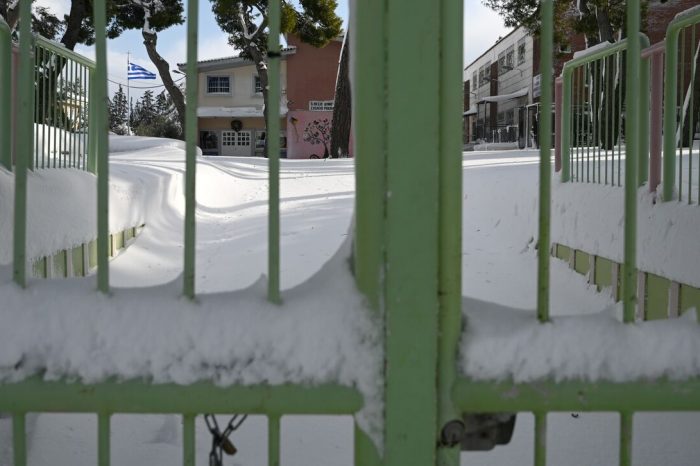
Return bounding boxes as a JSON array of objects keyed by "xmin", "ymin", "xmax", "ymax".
[
  {"xmin": 177, "ymin": 47, "xmax": 297, "ymax": 72},
  {"xmin": 197, "ymin": 105, "xmax": 288, "ymax": 118},
  {"xmin": 463, "ymin": 106, "xmax": 478, "ymax": 116},
  {"xmin": 478, "ymin": 87, "xmax": 529, "ymax": 104}
]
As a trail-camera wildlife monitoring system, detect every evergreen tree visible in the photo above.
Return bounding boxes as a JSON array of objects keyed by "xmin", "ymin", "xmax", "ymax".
[
  {"xmin": 209, "ymin": 0, "xmax": 342, "ymax": 156},
  {"xmin": 109, "ymin": 85, "xmax": 129, "ymax": 135}
]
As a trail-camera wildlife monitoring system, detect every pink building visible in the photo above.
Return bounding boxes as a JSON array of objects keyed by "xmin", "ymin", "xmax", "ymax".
[{"xmin": 179, "ymin": 34, "xmax": 349, "ymax": 159}]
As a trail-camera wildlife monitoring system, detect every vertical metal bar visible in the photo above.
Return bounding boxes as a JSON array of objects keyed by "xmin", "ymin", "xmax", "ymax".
[
  {"xmin": 13, "ymin": 0, "xmax": 33, "ymax": 287},
  {"xmin": 0, "ymin": 17, "xmax": 11, "ymax": 170},
  {"xmin": 268, "ymin": 415, "xmax": 280, "ymax": 466},
  {"xmin": 597, "ymin": 61, "xmax": 602, "ymax": 183},
  {"xmin": 87, "ymin": 70, "xmax": 95, "ymax": 173},
  {"xmin": 561, "ymin": 68, "xmax": 572, "ymax": 182},
  {"xmin": 183, "ymin": 0, "xmax": 199, "ymax": 299},
  {"xmin": 69, "ymin": 59, "xmax": 74, "ymax": 168},
  {"xmin": 385, "ymin": 0, "xmax": 440, "ymax": 462},
  {"xmin": 649, "ymin": 52, "xmax": 663, "ymax": 192},
  {"xmin": 620, "ymin": 411, "xmax": 633, "ymax": 466},
  {"xmin": 50, "ymin": 51, "xmax": 56, "ymax": 168},
  {"xmin": 534, "ymin": 412, "xmax": 547, "ymax": 466},
  {"xmin": 554, "ymin": 77, "xmax": 562, "ymax": 173},
  {"xmin": 623, "ymin": 0, "xmax": 640, "ymax": 324},
  {"xmin": 13, "ymin": 413, "xmax": 27, "ymax": 466},
  {"xmin": 267, "ymin": 0, "xmax": 281, "ymax": 304},
  {"xmin": 688, "ymin": 26, "xmax": 696, "ymax": 204},
  {"xmin": 34, "ymin": 42, "xmax": 39, "ymax": 170},
  {"xmin": 41, "ymin": 47, "xmax": 47, "ymax": 169},
  {"xmin": 538, "ymin": 0, "xmax": 553, "ymax": 323},
  {"xmin": 664, "ymin": 25, "xmax": 678, "ymax": 202},
  {"xmin": 586, "ymin": 63, "xmax": 591, "ymax": 183},
  {"xmin": 437, "ymin": 0, "xmax": 463, "ymax": 461},
  {"xmin": 606, "ymin": 56, "xmax": 611, "ymax": 185},
  {"xmin": 98, "ymin": 413, "xmax": 111, "ymax": 466},
  {"xmin": 183, "ymin": 414, "xmax": 195, "ymax": 466},
  {"xmin": 354, "ymin": 422, "xmax": 382, "ymax": 466},
  {"xmin": 617, "ymin": 51, "xmax": 623, "ymax": 187},
  {"xmin": 94, "ymin": 0, "xmax": 110, "ymax": 294},
  {"xmin": 579, "ymin": 67, "xmax": 585, "ymax": 180},
  {"xmin": 573, "ymin": 69, "xmax": 579, "ymax": 180},
  {"xmin": 639, "ymin": 54, "xmax": 650, "ymax": 187},
  {"xmin": 353, "ymin": 0, "xmax": 387, "ymax": 310}
]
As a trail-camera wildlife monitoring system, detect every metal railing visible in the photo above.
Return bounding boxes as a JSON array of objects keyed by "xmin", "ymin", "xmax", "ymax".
[
  {"xmin": 663, "ymin": 7, "xmax": 700, "ymax": 203},
  {"xmin": 560, "ymin": 34, "xmax": 650, "ymax": 186},
  {"xmin": 32, "ymin": 36, "xmax": 95, "ymax": 171}
]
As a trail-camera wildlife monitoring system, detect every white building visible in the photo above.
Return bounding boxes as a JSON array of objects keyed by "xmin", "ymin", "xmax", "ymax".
[{"xmin": 463, "ymin": 27, "xmax": 538, "ymax": 148}]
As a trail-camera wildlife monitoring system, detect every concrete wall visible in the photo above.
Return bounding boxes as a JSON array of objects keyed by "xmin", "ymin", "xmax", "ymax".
[{"xmin": 198, "ymin": 61, "xmax": 288, "ymax": 109}]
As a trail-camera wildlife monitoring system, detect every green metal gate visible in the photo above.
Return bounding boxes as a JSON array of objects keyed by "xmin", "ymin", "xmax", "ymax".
[{"xmin": 2, "ymin": 0, "xmax": 700, "ymax": 465}]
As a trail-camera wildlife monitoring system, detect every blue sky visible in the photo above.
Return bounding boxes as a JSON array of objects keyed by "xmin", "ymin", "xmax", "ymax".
[{"xmin": 41, "ymin": 0, "xmax": 509, "ymax": 100}]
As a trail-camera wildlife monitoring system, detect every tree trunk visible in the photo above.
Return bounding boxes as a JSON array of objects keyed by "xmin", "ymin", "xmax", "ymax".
[
  {"xmin": 142, "ymin": 30, "xmax": 186, "ymax": 137},
  {"xmin": 330, "ymin": 31, "xmax": 351, "ymax": 158},
  {"xmin": 245, "ymin": 43, "xmax": 272, "ymax": 157},
  {"xmin": 60, "ymin": 0, "xmax": 87, "ymax": 51},
  {"xmin": 680, "ymin": 40, "xmax": 700, "ymax": 148},
  {"xmin": 1, "ymin": 0, "xmax": 19, "ymax": 31}
]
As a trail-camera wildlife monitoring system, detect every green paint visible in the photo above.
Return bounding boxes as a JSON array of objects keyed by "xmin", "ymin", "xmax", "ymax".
[
  {"xmin": 13, "ymin": 0, "xmax": 34, "ymax": 287},
  {"xmin": 574, "ymin": 250, "xmax": 590, "ymax": 275},
  {"xmin": 662, "ymin": 8, "xmax": 700, "ymax": 202},
  {"xmin": 354, "ymin": 423, "xmax": 382, "ymax": 466},
  {"xmin": 183, "ymin": 0, "xmax": 199, "ymax": 299},
  {"xmin": 437, "ymin": 0, "xmax": 463, "ymax": 462},
  {"xmin": 595, "ymin": 256, "xmax": 614, "ymax": 290},
  {"xmin": 183, "ymin": 414, "xmax": 195, "ymax": 466},
  {"xmin": 0, "ymin": 379, "xmax": 362, "ymax": 414},
  {"xmin": 646, "ymin": 273, "xmax": 670, "ymax": 320},
  {"xmin": 555, "ymin": 244, "xmax": 571, "ymax": 262},
  {"xmin": 13, "ymin": 414, "xmax": 26, "ymax": 466},
  {"xmin": 53, "ymin": 250, "xmax": 67, "ymax": 278},
  {"xmin": 638, "ymin": 56, "xmax": 650, "ymax": 187},
  {"xmin": 98, "ymin": 413, "xmax": 110, "ymax": 466},
  {"xmin": 534, "ymin": 412, "xmax": 547, "ymax": 466},
  {"xmin": 267, "ymin": 0, "xmax": 281, "ymax": 304},
  {"xmin": 32, "ymin": 258, "xmax": 47, "ymax": 278},
  {"xmin": 537, "ymin": 0, "xmax": 553, "ymax": 324},
  {"xmin": 89, "ymin": 240, "xmax": 98, "ymax": 269},
  {"xmin": 0, "ymin": 17, "xmax": 11, "ymax": 170},
  {"xmin": 620, "ymin": 412, "xmax": 633, "ymax": 466},
  {"xmin": 384, "ymin": 0, "xmax": 440, "ymax": 463},
  {"xmin": 268, "ymin": 414, "xmax": 280, "ymax": 466},
  {"xmin": 94, "ymin": 0, "xmax": 110, "ymax": 294},
  {"xmin": 454, "ymin": 378, "xmax": 700, "ymax": 412},
  {"xmin": 680, "ymin": 285, "xmax": 700, "ymax": 316},
  {"xmin": 115, "ymin": 231, "xmax": 124, "ymax": 251},
  {"xmin": 73, "ymin": 246, "xmax": 84, "ymax": 277},
  {"xmin": 352, "ymin": 0, "xmax": 386, "ymax": 312}
]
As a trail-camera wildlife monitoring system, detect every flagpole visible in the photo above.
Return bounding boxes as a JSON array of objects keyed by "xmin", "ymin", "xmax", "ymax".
[{"xmin": 127, "ymin": 51, "xmax": 130, "ymax": 134}]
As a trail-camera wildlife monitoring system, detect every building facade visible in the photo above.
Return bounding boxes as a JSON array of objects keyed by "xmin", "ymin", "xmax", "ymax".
[{"xmin": 180, "ymin": 34, "xmax": 345, "ymax": 159}]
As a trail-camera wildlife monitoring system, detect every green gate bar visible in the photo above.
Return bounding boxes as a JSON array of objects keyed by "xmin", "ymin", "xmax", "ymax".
[
  {"xmin": 93, "ymin": 0, "xmax": 110, "ymax": 294},
  {"xmin": 13, "ymin": 0, "xmax": 34, "ymax": 287},
  {"xmin": 0, "ymin": 17, "xmax": 11, "ymax": 170},
  {"xmin": 183, "ymin": 0, "xmax": 199, "ymax": 299},
  {"xmin": 267, "ymin": 0, "xmax": 281, "ymax": 304}
]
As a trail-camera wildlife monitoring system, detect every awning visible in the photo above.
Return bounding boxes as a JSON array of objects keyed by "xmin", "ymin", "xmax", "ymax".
[
  {"xmin": 197, "ymin": 106, "xmax": 288, "ymax": 118},
  {"xmin": 463, "ymin": 106, "xmax": 477, "ymax": 116},
  {"xmin": 477, "ymin": 87, "xmax": 529, "ymax": 104}
]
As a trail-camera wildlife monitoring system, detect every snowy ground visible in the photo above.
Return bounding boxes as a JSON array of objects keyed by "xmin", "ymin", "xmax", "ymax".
[{"xmin": 1, "ymin": 140, "xmax": 700, "ymax": 464}]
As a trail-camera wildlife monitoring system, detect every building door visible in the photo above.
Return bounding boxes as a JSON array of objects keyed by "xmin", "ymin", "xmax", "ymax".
[{"xmin": 221, "ymin": 130, "xmax": 252, "ymax": 157}]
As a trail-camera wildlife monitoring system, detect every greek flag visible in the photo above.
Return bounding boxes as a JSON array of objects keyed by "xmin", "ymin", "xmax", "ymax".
[{"xmin": 128, "ymin": 62, "xmax": 156, "ymax": 80}]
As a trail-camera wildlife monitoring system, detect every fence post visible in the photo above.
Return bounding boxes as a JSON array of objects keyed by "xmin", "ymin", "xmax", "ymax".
[{"xmin": 0, "ymin": 18, "xmax": 11, "ymax": 170}]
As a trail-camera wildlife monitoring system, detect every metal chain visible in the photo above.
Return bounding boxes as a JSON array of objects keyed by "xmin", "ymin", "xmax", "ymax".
[{"xmin": 204, "ymin": 413, "xmax": 248, "ymax": 466}]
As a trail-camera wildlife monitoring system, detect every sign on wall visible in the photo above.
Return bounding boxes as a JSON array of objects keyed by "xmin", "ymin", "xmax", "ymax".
[{"xmin": 532, "ymin": 74, "xmax": 541, "ymax": 98}]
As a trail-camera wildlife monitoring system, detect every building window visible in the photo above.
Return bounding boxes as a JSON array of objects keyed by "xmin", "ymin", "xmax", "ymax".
[
  {"xmin": 483, "ymin": 61, "xmax": 491, "ymax": 85},
  {"xmin": 309, "ymin": 100, "xmax": 334, "ymax": 111},
  {"xmin": 207, "ymin": 76, "xmax": 230, "ymax": 94},
  {"xmin": 472, "ymin": 71, "xmax": 477, "ymax": 90},
  {"xmin": 517, "ymin": 38, "xmax": 526, "ymax": 65},
  {"xmin": 505, "ymin": 46, "xmax": 515, "ymax": 70},
  {"xmin": 254, "ymin": 75, "xmax": 263, "ymax": 94},
  {"xmin": 200, "ymin": 131, "xmax": 219, "ymax": 155},
  {"xmin": 498, "ymin": 51, "xmax": 506, "ymax": 75}
]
